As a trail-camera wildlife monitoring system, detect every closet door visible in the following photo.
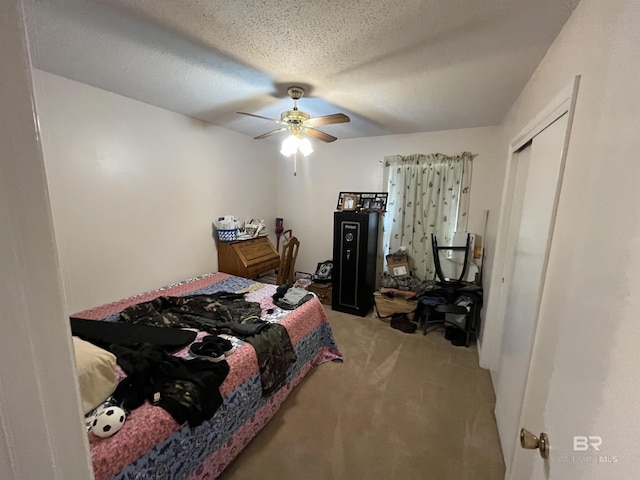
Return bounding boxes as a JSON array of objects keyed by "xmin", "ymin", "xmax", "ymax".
[{"xmin": 494, "ymin": 113, "xmax": 569, "ymax": 472}]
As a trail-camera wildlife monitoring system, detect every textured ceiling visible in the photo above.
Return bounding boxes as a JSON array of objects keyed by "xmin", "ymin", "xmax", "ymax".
[{"xmin": 28, "ymin": 0, "xmax": 579, "ymax": 141}]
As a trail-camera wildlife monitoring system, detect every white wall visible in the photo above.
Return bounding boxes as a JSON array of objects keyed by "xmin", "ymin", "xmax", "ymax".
[
  {"xmin": 33, "ymin": 71, "xmax": 279, "ymax": 313},
  {"xmin": 487, "ymin": 0, "xmax": 640, "ymax": 477},
  {"xmin": 0, "ymin": 1, "xmax": 93, "ymax": 477},
  {"xmin": 276, "ymin": 127, "xmax": 502, "ymax": 284}
]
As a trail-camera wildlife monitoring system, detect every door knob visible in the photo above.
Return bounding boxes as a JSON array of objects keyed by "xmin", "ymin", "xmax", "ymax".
[{"xmin": 520, "ymin": 428, "xmax": 550, "ymax": 459}]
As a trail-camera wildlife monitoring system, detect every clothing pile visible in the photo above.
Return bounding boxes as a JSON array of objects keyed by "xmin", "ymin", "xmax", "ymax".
[
  {"xmin": 111, "ymin": 343, "xmax": 229, "ymax": 427},
  {"xmin": 272, "ymin": 285, "xmax": 314, "ymax": 310},
  {"xmin": 117, "ymin": 292, "xmax": 297, "ymax": 395}
]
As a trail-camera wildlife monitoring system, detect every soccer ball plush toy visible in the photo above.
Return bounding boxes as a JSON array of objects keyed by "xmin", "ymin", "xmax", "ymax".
[{"xmin": 91, "ymin": 406, "xmax": 126, "ymax": 438}]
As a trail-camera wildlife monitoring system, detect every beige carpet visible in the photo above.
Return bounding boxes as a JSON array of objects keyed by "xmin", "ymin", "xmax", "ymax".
[{"xmin": 218, "ymin": 307, "xmax": 505, "ymax": 480}]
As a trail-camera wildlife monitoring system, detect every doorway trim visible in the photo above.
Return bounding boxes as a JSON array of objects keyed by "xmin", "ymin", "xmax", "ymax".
[{"xmin": 479, "ymin": 76, "xmax": 581, "ymax": 373}]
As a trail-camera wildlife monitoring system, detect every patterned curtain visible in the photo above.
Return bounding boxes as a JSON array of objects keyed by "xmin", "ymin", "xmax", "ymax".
[{"xmin": 381, "ymin": 152, "xmax": 474, "ymax": 281}]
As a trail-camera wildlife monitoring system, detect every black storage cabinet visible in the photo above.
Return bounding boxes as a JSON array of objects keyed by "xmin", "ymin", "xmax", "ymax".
[{"xmin": 332, "ymin": 211, "xmax": 379, "ymax": 316}]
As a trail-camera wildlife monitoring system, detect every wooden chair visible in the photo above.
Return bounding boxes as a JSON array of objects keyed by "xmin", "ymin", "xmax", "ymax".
[{"xmin": 276, "ymin": 236, "xmax": 300, "ymax": 286}]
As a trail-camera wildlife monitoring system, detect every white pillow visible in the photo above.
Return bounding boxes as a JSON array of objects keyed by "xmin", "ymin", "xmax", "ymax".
[{"xmin": 72, "ymin": 337, "xmax": 118, "ymax": 415}]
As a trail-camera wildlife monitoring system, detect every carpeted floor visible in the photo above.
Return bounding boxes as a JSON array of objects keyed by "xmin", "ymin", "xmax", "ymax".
[{"xmin": 218, "ymin": 306, "xmax": 505, "ymax": 480}]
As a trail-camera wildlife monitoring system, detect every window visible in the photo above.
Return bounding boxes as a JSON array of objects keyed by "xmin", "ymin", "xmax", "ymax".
[{"xmin": 382, "ymin": 152, "xmax": 473, "ymax": 281}]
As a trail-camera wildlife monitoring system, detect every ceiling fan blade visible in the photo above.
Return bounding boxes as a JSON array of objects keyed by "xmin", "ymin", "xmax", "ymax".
[
  {"xmin": 237, "ymin": 112, "xmax": 284, "ymax": 124},
  {"xmin": 305, "ymin": 113, "xmax": 351, "ymax": 127},
  {"xmin": 306, "ymin": 128, "xmax": 337, "ymax": 143},
  {"xmin": 254, "ymin": 127, "xmax": 288, "ymax": 140}
]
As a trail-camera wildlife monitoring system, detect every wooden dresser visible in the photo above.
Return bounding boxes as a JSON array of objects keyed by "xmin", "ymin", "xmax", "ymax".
[{"xmin": 217, "ymin": 236, "xmax": 280, "ymax": 279}]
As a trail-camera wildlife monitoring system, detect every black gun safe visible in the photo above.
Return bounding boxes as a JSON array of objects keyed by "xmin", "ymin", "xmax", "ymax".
[{"xmin": 332, "ymin": 211, "xmax": 379, "ymax": 316}]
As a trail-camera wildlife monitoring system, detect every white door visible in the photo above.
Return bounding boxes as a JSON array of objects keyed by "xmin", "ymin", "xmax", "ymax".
[{"xmin": 494, "ymin": 113, "xmax": 569, "ymax": 475}]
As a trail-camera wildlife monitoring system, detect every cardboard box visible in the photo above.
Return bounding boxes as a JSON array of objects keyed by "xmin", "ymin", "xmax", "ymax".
[
  {"xmin": 373, "ymin": 291, "xmax": 417, "ymax": 320},
  {"xmin": 386, "ymin": 254, "xmax": 410, "ymax": 278},
  {"xmin": 307, "ymin": 282, "xmax": 332, "ymax": 306}
]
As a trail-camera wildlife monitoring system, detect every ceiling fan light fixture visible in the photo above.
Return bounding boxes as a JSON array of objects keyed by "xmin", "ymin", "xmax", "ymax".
[
  {"xmin": 299, "ymin": 137, "xmax": 313, "ymax": 156},
  {"xmin": 280, "ymin": 134, "xmax": 299, "ymax": 157},
  {"xmin": 280, "ymin": 134, "xmax": 313, "ymax": 157},
  {"xmin": 239, "ymin": 85, "xmax": 349, "ymax": 157}
]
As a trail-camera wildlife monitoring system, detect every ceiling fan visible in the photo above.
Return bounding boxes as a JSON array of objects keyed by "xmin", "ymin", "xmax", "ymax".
[{"xmin": 237, "ymin": 86, "xmax": 350, "ymax": 149}]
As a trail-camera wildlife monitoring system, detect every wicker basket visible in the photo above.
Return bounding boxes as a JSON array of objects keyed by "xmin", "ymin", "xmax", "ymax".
[
  {"xmin": 217, "ymin": 228, "xmax": 238, "ymax": 242},
  {"xmin": 373, "ymin": 291, "xmax": 417, "ymax": 320}
]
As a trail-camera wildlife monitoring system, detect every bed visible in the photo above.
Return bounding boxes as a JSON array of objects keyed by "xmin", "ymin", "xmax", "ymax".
[{"xmin": 71, "ymin": 272, "xmax": 343, "ymax": 480}]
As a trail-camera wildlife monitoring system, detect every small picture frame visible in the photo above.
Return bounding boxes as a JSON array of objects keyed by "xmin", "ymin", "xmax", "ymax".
[
  {"xmin": 341, "ymin": 194, "xmax": 358, "ymax": 211},
  {"xmin": 359, "ymin": 192, "xmax": 388, "ymax": 212},
  {"xmin": 336, "ymin": 191, "xmax": 388, "ymax": 212}
]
